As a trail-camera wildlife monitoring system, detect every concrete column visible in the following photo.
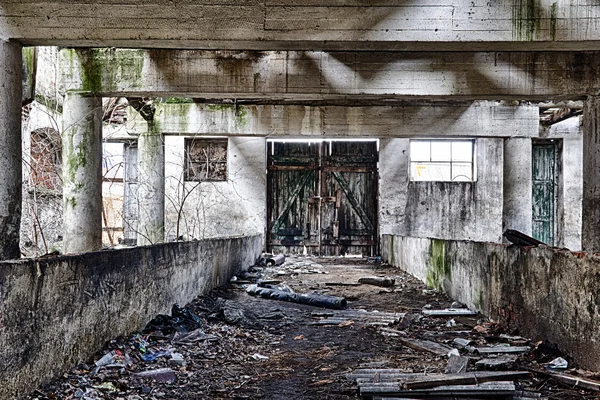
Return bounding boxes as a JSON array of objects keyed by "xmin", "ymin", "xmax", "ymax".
[
  {"xmin": 503, "ymin": 138, "xmax": 532, "ymax": 236},
  {"xmin": 122, "ymin": 142, "xmax": 139, "ymax": 245},
  {"xmin": 0, "ymin": 41, "xmax": 23, "ymax": 259},
  {"xmin": 137, "ymin": 122, "xmax": 164, "ymax": 245},
  {"xmin": 582, "ymin": 96, "xmax": 600, "ymax": 251},
  {"xmin": 62, "ymin": 93, "xmax": 103, "ymax": 253}
]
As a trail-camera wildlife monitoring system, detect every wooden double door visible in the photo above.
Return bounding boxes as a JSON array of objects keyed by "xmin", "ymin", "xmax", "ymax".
[{"xmin": 267, "ymin": 141, "xmax": 378, "ymax": 256}]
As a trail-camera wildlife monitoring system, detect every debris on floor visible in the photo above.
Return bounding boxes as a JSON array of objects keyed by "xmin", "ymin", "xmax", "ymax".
[
  {"xmin": 26, "ymin": 256, "xmax": 600, "ymax": 400},
  {"xmin": 357, "ymin": 276, "xmax": 396, "ymax": 287}
]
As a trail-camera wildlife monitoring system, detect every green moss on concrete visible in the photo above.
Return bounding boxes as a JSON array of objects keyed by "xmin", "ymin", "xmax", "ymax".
[
  {"xmin": 513, "ymin": 0, "xmax": 542, "ymax": 41},
  {"xmin": 66, "ymin": 196, "xmax": 77, "ymax": 210},
  {"xmin": 550, "ymin": 2, "xmax": 558, "ymax": 41},
  {"xmin": 63, "ymin": 48, "xmax": 145, "ymax": 93},
  {"xmin": 426, "ymin": 239, "xmax": 451, "ymax": 290},
  {"xmin": 34, "ymin": 93, "xmax": 62, "ymax": 113},
  {"xmin": 206, "ymin": 104, "xmax": 248, "ymax": 127},
  {"xmin": 163, "ymin": 97, "xmax": 194, "ymax": 104},
  {"xmin": 22, "ymin": 47, "xmax": 35, "ymax": 81}
]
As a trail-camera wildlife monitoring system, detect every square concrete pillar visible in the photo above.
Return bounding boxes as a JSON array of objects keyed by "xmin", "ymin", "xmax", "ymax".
[
  {"xmin": 503, "ymin": 138, "xmax": 533, "ymax": 236},
  {"xmin": 582, "ymin": 96, "xmax": 600, "ymax": 251}
]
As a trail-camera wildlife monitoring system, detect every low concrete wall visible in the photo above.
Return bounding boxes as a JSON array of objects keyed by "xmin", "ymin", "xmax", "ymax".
[
  {"xmin": 0, "ymin": 235, "xmax": 262, "ymax": 399},
  {"xmin": 382, "ymin": 234, "xmax": 600, "ymax": 371}
]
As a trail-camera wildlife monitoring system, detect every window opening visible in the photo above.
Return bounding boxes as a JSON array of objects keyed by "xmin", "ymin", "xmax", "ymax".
[
  {"xmin": 185, "ymin": 138, "xmax": 228, "ymax": 181},
  {"xmin": 410, "ymin": 139, "xmax": 475, "ymax": 182}
]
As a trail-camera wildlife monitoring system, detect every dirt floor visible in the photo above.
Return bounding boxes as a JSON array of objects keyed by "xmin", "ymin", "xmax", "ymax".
[{"xmin": 25, "ymin": 257, "xmax": 600, "ymax": 400}]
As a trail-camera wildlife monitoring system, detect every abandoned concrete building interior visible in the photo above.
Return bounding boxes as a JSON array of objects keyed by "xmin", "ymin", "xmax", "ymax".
[{"xmin": 4, "ymin": 1, "xmax": 600, "ymax": 399}]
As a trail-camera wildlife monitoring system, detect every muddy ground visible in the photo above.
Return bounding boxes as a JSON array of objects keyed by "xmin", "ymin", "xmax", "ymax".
[{"xmin": 26, "ymin": 257, "xmax": 600, "ymax": 399}]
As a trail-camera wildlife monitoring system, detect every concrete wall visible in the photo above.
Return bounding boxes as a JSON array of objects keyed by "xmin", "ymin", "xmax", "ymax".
[
  {"xmin": 382, "ymin": 235, "xmax": 600, "ymax": 371},
  {"xmin": 0, "ymin": 235, "xmax": 262, "ymax": 399},
  {"xmin": 379, "ymin": 138, "xmax": 504, "ymax": 243},
  {"xmin": 163, "ymin": 136, "xmax": 266, "ymax": 241},
  {"xmin": 544, "ymin": 116, "xmax": 583, "ymax": 251}
]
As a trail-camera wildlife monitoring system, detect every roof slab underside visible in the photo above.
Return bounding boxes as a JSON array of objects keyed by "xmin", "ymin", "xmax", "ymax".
[{"xmin": 3, "ymin": 1, "xmax": 600, "ymax": 51}]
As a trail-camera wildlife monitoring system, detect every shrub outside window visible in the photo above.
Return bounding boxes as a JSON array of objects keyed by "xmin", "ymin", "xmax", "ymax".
[
  {"xmin": 185, "ymin": 138, "xmax": 228, "ymax": 182},
  {"xmin": 410, "ymin": 140, "xmax": 475, "ymax": 182}
]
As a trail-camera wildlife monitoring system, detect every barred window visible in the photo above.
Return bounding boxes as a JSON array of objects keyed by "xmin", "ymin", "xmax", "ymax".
[
  {"xmin": 184, "ymin": 138, "xmax": 228, "ymax": 181},
  {"xmin": 410, "ymin": 140, "xmax": 476, "ymax": 182}
]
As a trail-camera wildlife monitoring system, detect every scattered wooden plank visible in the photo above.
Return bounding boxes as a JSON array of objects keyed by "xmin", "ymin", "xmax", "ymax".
[
  {"xmin": 347, "ymin": 371, "xmax": 425, "ymax": 381},
  {"xmin": 403, "ymin": 371, "xmax": 530, "ymax": 390},
  {"xmin": 324, "ymin": 282, "xmax": 362, "ymax": 287},
  {"xmin": 311, "ymin": 310, "xmax": 405, "ymax": 319},
  {"xmin": 361, "ymin": 381, "xmax": 516, "ymax": 397},
  {"xmin": 474, "ymin": 346, "xmax": 530, "ymax": 354},
  {"xmin": 445, "ymin": 355, "xmax": 469, "ymax": 374},
  {"xmin": 398, "ymin": 337, "xmax": 454, "ymax": 357},
  {"xmin": 475, "ymin": 355, "xmax": 518, "ymax": 370},
  {"xmin": 423, "ymin": 308, "xmax": 478, "ymax": 317},
  {"xmin": 545, "ymin": 371, "xmax": 600, "ymax": 391},
  {"xmin": 422, "ymin": 330, "xmax": 472, "ymax": 339},
  {"xmin": 310, "ymin": 318, "xmax": 349, "ymax": 325}
]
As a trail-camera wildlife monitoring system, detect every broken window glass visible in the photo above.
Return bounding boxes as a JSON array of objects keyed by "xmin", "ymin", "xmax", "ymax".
[
  {"xmin": 185, "ymin": 138, "xmax": 228, "ymax": 181},
  {"xmin": 409, "ymin": 139, "xmax": 475, "ymax": 182}
]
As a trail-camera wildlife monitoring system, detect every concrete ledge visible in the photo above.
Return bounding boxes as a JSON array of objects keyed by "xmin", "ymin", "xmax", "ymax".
[
  {"xmin": 382, "ymin": 234, "xmax": 600, "ymax": 371},
  {"xmin": 0, "ymin": 235, "xmax": 262, "ymax": 399}
]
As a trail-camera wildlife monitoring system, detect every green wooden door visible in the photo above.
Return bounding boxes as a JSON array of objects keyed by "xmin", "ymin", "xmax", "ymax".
[{"xmin": 532, "ymin": 143, "xmax": 556, "ymax": 245}]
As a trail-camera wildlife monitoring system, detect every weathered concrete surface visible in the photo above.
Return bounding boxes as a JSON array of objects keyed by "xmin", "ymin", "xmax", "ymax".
[
  {"xmin": 545, "ymin": 116, "xmax": 583, "ymax": 251},
  {"xmin": 582, "ymin": 97, "xmax": 600, "ymax": 252},
  {"xmin": 127, "ymin": 102, "xmax": 539, "ymax": 138},
  {"xmin": 3, "ymin": 2, "xmax": 600, "ymax": 50},
  {"xmin": 59, "ymin": 49, "xmax": 600, "ymax": 100},
  {"xmin": 21, "ymin": 47, "xmax": 35, "ymax": 104},
  {"xmin": 163, "ymin": 136, "xmax": 266, "ymax": 242},
  {"xmin": 0, "ymin": 40, "xmax": 22, "ymax": 260},
  {"xmin": 0, "ymin": 235, "xmax": 262, "ymax": 400},
  {"xmin": 123, "ymin": 142, "xmax": 139, "ymax": 243},
  {"xmin": 382, "ymin": 235, "xmax": 600, "ymax": 371},
  {"xmin": 380, "ymin": 138, "xmax": 504, "ymax": 243},
  {"xmin": 62, "ymin": 93, "xmax": 103, "ymax": 253},
  {"xmin": 503, "ymin": 138, "xmax": 533, "ymax": 236},
  {"xmin": 137, "ymin": 124, "xmax": 165, "ymax": 245}
]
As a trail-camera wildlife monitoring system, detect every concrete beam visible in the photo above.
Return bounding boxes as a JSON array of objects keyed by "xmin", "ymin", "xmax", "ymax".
[
  {"xmin": 3, "ymin": 1, "xmax": 600, "ymax": 51},
  {"xmin": 58, "ymin": 49, "xmax": 600, "ymax": 100},
  {"xmin": 0, "ymin": 40, "xmax": 22, "ymax": 259},
  {"xmin": 125, "ymin": 102, "xmax": 540, "ymax": 138}
]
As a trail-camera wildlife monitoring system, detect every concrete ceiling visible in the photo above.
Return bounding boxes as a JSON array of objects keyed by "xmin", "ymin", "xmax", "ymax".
[{"xmin": 3, "ymin": 1, "xmax": 600, "ymax": 51}]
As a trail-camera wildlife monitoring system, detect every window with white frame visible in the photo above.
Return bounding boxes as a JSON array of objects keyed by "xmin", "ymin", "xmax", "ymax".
[{"xmin": 410, "ymin": 139, "xmax": 476, "ymax": 182}]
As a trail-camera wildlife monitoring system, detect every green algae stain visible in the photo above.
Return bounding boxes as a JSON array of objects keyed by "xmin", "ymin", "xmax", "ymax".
[
  {"xmin": 426, "ymin": 239, "xmax": 451, "ymax": 291},
  {"xmin": 550, "ymin": 2, "xmax": 558, "ymax": 41},
  {"xmin": 513, "ymin": 0, "xmax": 543, "ymax": 41},
  {"xmin": 64, "ymin": 48, "xmax": 145, "ymax": 93}
]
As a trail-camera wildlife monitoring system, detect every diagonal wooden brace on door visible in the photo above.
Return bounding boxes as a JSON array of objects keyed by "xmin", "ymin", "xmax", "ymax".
[
  {"xmin": 272, "ymin": 170, "xmax": 315, "ymax": 235},
  {"xmin": 331, "ymin": 171, "xmax": 374, "ymax": 231}
]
